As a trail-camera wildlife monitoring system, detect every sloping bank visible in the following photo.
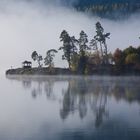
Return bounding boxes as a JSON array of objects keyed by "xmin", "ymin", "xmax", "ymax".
[{"xmin": 6, "ymin": 68, "xmax": 74, "ymax": 75}]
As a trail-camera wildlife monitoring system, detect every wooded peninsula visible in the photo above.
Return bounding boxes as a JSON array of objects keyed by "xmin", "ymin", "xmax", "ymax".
[{"xmin": 6, "ymin": 22, "xmax": 140, "ymax": 75}]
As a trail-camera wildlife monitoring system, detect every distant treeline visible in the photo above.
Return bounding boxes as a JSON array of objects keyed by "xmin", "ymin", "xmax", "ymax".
[{"xmin": 75, "ymin": 2, "xmax": 140, "ymax": 19}]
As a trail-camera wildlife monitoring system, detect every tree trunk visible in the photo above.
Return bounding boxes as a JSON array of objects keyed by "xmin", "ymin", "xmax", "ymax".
[
  {"xmin": 104, "ymin": 42, "xmax": 108, "ymax": 64},
  {"xmin": 100, "ymin": 42, "xmax": 104, "ymax": 64}
]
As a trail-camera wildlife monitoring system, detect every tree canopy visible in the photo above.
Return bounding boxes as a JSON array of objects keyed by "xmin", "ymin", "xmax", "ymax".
[
  {"xmin": 31, "ymin": 51, "xmax": 43, "ymax": 68},
  {"xmin": 44, "ymin": 49, "xmax": 58, "ymax": 68}
]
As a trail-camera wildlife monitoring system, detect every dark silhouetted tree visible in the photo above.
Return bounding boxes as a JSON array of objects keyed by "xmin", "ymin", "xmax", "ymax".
[
  {"xmin": 59, "ymin": 30, "xmax": 77, "ymax": 69},
  {"xmin": 44, "ymin": 49, "xmax": 58, "ymax": 68},
  {"xmin": 78, "ymin": 30, "xmax": 89, "ymax": 53},
  {"xmin": 77, "ymin": 31, "xmax": 89, "ymax": 74},
  {"xmin": 31, "ymin": 51, "xmax": 43, "ymax": 67},
  {"xmin": 94, "ymin": 22, "xmax": 110, "ymax": 64}
]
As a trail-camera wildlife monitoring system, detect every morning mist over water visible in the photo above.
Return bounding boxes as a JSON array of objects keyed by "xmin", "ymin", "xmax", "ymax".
[
  {"xmin": 0, "ymin": 0, "xmax": 140, "ymax": 72},
  {"xmin": 0, "ymin": 1, "xmax": 140, "ymax": 140},
  {"xmin": 1, "ymin": 75, "xmax": 140, "ymax": 140}
]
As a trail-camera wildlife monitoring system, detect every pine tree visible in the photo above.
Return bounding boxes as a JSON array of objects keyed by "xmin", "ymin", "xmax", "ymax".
[
  {"xmin": 77, "ymin": 31, "xmax": 89, "ymax": 74},
  {"xmin": 59, "ymin": 30, "xmax": 77, "ymax": 69},
  {"xmin": 94, "ymin": 22, "xmax": 110, "ymax": 65}
]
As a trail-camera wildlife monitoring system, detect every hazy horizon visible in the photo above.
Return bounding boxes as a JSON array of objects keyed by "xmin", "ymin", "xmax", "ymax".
[{"xmin": 0, "ymin": 0, "xmax": 140, "ymax": 73}]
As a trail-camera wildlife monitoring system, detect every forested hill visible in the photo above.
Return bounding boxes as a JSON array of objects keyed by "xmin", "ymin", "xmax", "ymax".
[
  {"xmin": 73, "ymin": 0, "xmax": 140, "ymax": 6},
  {"xmin": 70, "ymin": 0, "xmax": 140, "ymax": 19}
]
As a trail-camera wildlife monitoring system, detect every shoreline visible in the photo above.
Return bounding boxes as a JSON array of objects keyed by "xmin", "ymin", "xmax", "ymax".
[
  {"xmin": 5, "ymin": 67, "xmax": 140, "ymax": 76},
  {"xmin": 6, "ymin": 67, "xmax": 75, "ymax": 75}
]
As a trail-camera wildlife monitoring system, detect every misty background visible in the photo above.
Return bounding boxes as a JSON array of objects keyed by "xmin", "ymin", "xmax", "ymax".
[{"xmin": 0, "ymin": 0, "xmax": 140, "ymax": 73}]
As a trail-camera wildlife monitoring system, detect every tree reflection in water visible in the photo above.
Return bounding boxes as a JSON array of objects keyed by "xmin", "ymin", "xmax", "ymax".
[
  {"xmin": 31, "ymin": 80, "xmax": 43, "ymax": 99},
  {"xmin": 60, "ymin": 78, "xmax": 109, "ymax": 128},
  {"xmin": 6, "ymin": 75, "xmax": 140, "ymax": 127},
  {"xmin": 44, "ymin": 79, "xmax": 55, "ymax": 100},
  {"xmin": 22, "ymin": 80, "xmax": 32, "ymax": 89}
]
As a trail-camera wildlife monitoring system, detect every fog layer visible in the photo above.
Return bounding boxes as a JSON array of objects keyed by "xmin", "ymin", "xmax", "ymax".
[{"xmin": 0, "ymin": 0, "xmax": 139, "ymax": 73}]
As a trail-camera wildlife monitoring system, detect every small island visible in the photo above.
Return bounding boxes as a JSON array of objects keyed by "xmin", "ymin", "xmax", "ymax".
[{"xmin": 6, "ymin": 22, "xmax": 140, "ymax": 76}]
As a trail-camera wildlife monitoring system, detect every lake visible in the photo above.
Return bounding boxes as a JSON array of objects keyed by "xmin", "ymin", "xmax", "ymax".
[{"xmin": 0, "ymin": 75, "xmax": 140, "ymax": 140}]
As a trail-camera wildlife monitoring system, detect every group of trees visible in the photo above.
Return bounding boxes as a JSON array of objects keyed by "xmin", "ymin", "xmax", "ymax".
[
  {"xmin": 31, "ymin": 49, "xmax": 58, "ymax": 69},
  {"xmin": 30, "ymin": 22, "xmax": 140, "ymax": 75},
  {"xmin": 31, "ymin": 22, "xmax": 111, "ymax": 74},
  {"xmin": 113, "ymin": 46, "xmax": 140, "ymax": 74},
  {"xmin": 58, "ymin": 22, "xmax": 111, "ymax": 74}
]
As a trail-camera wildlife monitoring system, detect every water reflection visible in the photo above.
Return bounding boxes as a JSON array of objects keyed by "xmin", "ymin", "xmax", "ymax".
[
  {"xmin": 6, "ymin": 75, "xmax": 140, "ymax": 128},
  {"xmin": 22, "ymin": 79, "xmax": 32, "ymax": 89}
]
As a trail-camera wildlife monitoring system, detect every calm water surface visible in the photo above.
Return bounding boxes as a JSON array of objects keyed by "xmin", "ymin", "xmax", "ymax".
[{"xmin": 0, "ymin": 75, "xmax": 140, "ymax": 140}]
